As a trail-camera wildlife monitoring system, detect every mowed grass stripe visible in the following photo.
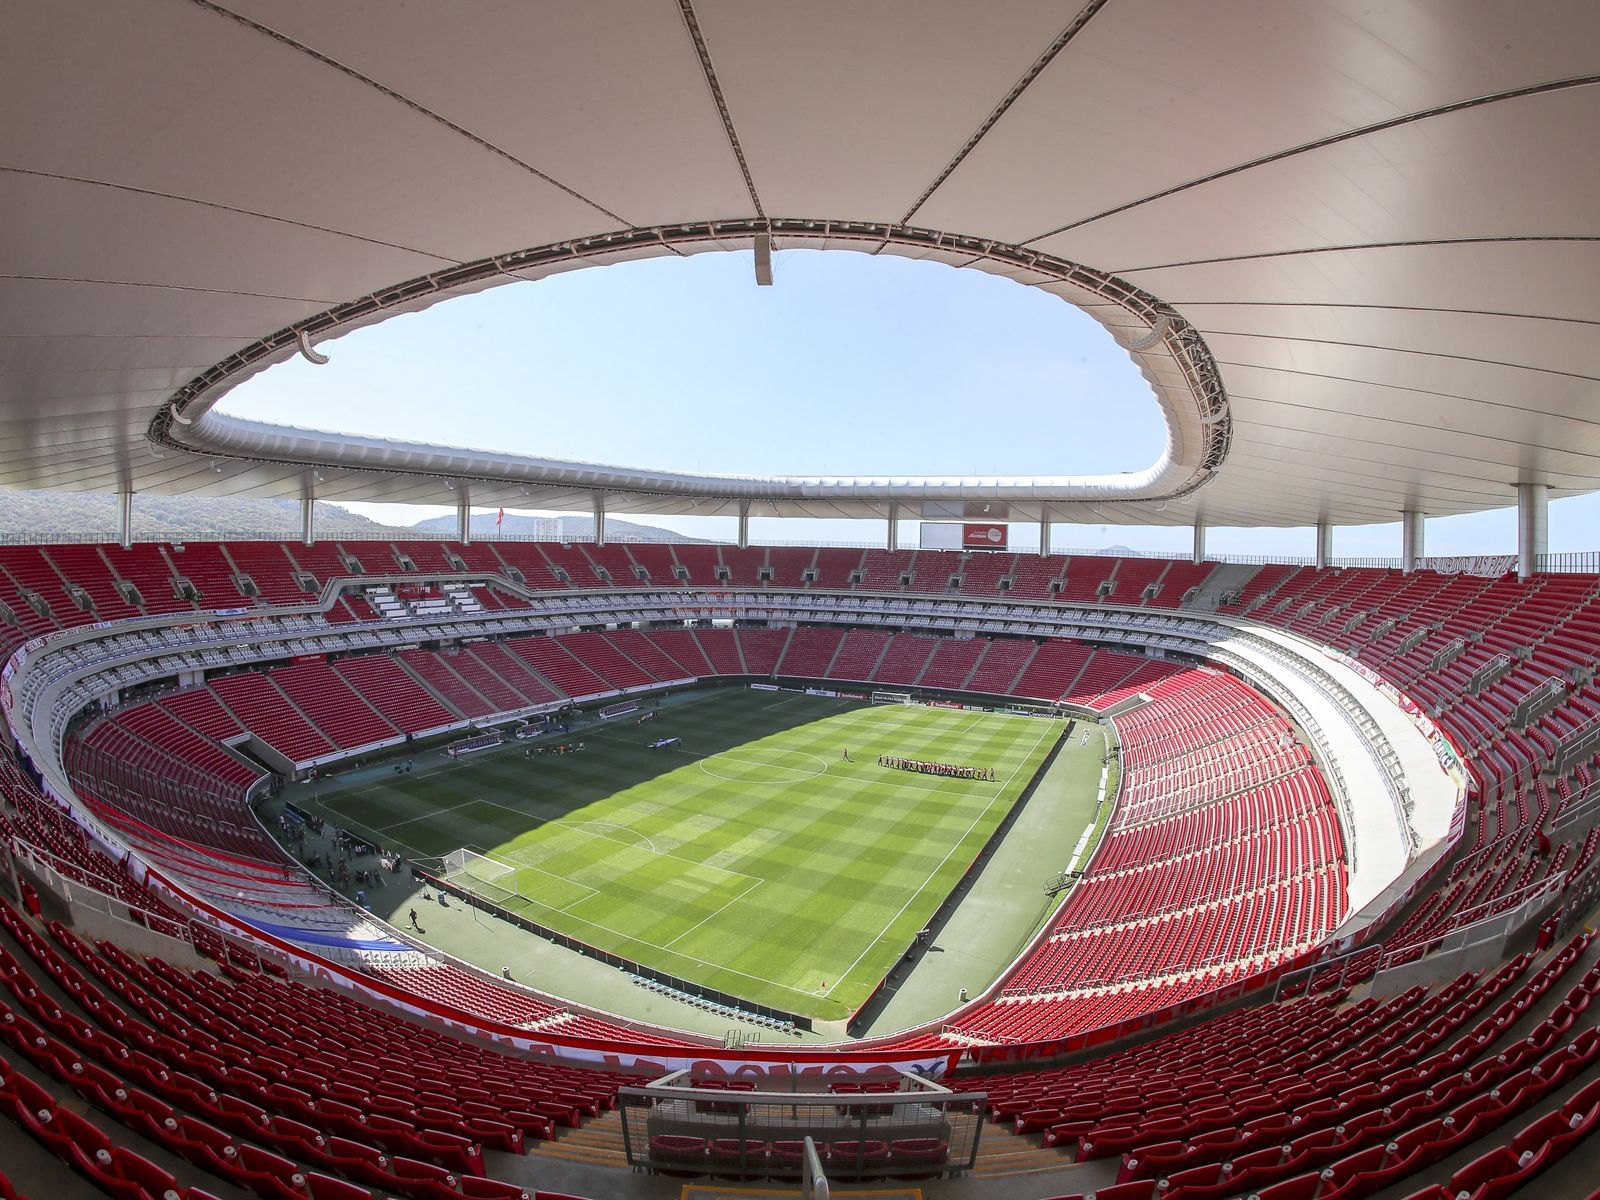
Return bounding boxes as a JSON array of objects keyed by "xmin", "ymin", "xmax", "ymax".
[{"xmin": 318, "ymin": 691, "xmax": 1062, "ymax": 1019}]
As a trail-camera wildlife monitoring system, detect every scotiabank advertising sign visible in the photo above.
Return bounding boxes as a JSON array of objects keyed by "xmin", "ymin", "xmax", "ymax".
[{"xmin": 963, "ymin": 523, "xmax": 1008, "ymax": 550}]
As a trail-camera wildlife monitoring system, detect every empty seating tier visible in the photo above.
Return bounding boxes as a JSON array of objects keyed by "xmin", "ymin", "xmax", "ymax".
[{"xmin": 6, "ymin": 539, "xmax": 1599, "ymax": 1091}]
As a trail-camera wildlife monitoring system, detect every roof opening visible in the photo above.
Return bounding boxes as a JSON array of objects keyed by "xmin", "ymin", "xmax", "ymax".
[{"xmin": 218, "ymin": 250, "xmax": 1166, "ymax": 479}]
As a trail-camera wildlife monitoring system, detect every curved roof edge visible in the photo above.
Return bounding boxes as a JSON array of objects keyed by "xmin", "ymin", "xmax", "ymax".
[{"xmin": 156, "ymin": 221, "xmax": 1230, "ymax": 522}]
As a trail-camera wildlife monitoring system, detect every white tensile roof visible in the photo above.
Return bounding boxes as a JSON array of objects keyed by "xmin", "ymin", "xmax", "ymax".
[{"xmin": 3, "ymin": 0, "xmax": 1598, "ymax": 528}]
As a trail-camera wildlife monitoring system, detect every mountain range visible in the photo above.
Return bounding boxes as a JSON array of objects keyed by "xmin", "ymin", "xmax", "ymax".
[{"xmin": 0, "ymin": 489, "xmax": 694, "ymax": 543}]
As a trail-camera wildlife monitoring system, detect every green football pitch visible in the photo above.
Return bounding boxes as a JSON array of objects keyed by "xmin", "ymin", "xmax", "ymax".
[{"xmin": 309, "ymin": 689, "xmax": 1075, "ymax": 1021}]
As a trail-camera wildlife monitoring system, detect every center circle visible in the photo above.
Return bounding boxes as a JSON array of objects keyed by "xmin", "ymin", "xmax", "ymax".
[{"xmin": 698, "ymin": 746, "xmax": 830, "ymax": 784}]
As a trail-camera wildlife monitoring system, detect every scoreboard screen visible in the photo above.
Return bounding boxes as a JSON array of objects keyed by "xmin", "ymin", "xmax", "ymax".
[{"xmin": 920, "ymin": 522, "xmax": 1009, "ymax": 550}]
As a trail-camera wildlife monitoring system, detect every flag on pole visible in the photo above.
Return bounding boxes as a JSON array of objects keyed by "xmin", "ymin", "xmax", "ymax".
[{"xmin": 496, "ymin": 507, "xmax": 505, "ymax": 540}]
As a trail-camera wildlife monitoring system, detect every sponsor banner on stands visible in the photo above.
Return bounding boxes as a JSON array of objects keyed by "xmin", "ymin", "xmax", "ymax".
[
  {"xmin": 962, "ymin": 523, "xmax": 1008, "ymax": 550},
  {"xmin": 1420, "ymin": 554, "xmax": 1516, "ymax": 578}
]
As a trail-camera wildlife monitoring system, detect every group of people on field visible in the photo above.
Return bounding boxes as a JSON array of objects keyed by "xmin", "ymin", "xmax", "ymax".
[{"xmin": 877, "ymin": 755, "xmax": 995, "ymax": 781}]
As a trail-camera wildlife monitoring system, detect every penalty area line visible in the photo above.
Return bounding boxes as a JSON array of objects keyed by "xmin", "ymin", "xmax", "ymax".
[
  {"xmin": 662, "ymin": 877, "xmax": 764, "ymax": 950},
  {"xmin": 374, "ymin": 798, "xmax": 484, "ymax": 834}
]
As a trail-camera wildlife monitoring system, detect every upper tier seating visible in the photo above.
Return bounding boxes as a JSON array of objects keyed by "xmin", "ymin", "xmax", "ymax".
[
  {"xmin": 582, "ymin": 543, "xmax": 643, "ymax": 587},
  {"xmin": 490, "ymin": 542, "xmax": 567, "ymax": 590},
  {"xmin": 538, "ymin": 543, "xmax": 611, "ymax": 589},
  {"xmin": 765, "ymin": 546, "xmax": 815, "ymax": 587},
  {"xmin": 810, "ymin": 549, "xmax": 864, "ymax": 589},
  {"xmin": 102, "ymin": 543, "xmax": 193, "ymax": 615},
  {"xmin": 957, "ymin": 550, "xmax": 1015, "ymax": 597}
]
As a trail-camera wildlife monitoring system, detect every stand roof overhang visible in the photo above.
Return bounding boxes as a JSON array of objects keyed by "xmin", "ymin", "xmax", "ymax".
[{"xmin": 4, "ymin": 0, "xmax": 1599, "ymax": 527}]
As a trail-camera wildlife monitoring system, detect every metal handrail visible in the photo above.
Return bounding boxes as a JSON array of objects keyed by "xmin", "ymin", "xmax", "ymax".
[{"xmin": 804, "ymin": 1136, "xmax": 830, "ymax": 1200}]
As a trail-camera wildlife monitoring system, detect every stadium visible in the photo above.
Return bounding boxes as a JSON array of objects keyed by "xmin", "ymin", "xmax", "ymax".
[{"xmin": 2, "ymin": 3, "xmax": 1599, "ymax": 1199}]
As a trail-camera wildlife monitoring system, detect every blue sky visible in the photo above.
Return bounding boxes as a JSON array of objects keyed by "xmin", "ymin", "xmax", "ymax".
[{"xmin": 225, "ymin": 250, "xmax": 1596, "ymax": 560}]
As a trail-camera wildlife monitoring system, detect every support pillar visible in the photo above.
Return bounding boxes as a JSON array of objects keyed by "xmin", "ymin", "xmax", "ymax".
[
  {"xmin": 1517, "ymin": 483, "xmax": 1548, "ymax": 580},
  {"xmin": 885, "ymin": 503, "xmax": 900, "ymax": 551},
  {"xmin": 1039, "ymin": 507, "xmax": 1053, "ymax": 558},
  {"xmin": 1191, "ymin": 521, "xmax": 1207, "ymax": 565},
  {"xmin": 1401, "ymin": 509, "xmax": 1424, "ymax": 574},
  {"xmin": 299, "ymin": 479, "xmax": 315, "ymax": 546},
  {"xmin": 593, "ymin": 492, "xmax": 606, "ymax": 547},
  {"xmin": 456, "ymin": 484, "xmax": 471, "ymax": 546},
  {"xmin": 118, "ymin": 490, "xmax": 133, "ymax": 550},
  {"xmin": 1315, "ymin": 520, "xmax": 1333, "ymax": 570},
  {"xmin": 737, "ymin": 500, "xmax": 750, "ymax": 550}
]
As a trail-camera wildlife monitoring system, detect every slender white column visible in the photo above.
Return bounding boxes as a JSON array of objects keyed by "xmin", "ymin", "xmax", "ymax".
[
  {"xmin": 299, "ymin": 479, "xmax": 315, "ymax": 546},
  {"xmin": 1517, "ymin": 482, "xmax": 1548, "ymax": 580},
  {"xmin": 1191, "ymin": 522, "xmax": 1207, "ymax": 565},
  {"xmin": 1401, "ymin": 509, "xmax": 1424, "ymax": 574},
  {"xmin": 1315, "ymin": 520, "xmax": 1333, "ymax": 570},
  {"xmin": 592, "ymin": 492, "xmax": 606, "ymax": 547},
  {"xmin": 118, "ymin": 490, "xmax": 134, "ymax": 550}
]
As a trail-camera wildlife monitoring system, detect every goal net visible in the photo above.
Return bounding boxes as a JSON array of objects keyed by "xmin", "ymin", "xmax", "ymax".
[
  {"xmin": 871, "ymin": 690, "xmax": 913, "ymax": 705},
  {"xmin": 440, "ymin": 848, "xmax": 521, "ymax": 905}
]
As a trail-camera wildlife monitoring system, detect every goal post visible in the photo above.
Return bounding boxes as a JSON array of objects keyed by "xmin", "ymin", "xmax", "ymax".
[
  {"xmin": 870, "ymin": 690, "xmax": 913, "ymax": 706},
  {"xmin": 440, "ymin": 848, "xmax": 521, "ymax": 905}
]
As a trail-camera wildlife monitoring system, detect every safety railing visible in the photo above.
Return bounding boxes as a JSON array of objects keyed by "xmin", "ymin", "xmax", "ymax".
[
  {"xmin": 0, "ymin": 525, "xmax": 1591, "ymax": 578},
  {"xmin": 618, "ymin": 1070, "xmax": 983, "ymax": 1182}
]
